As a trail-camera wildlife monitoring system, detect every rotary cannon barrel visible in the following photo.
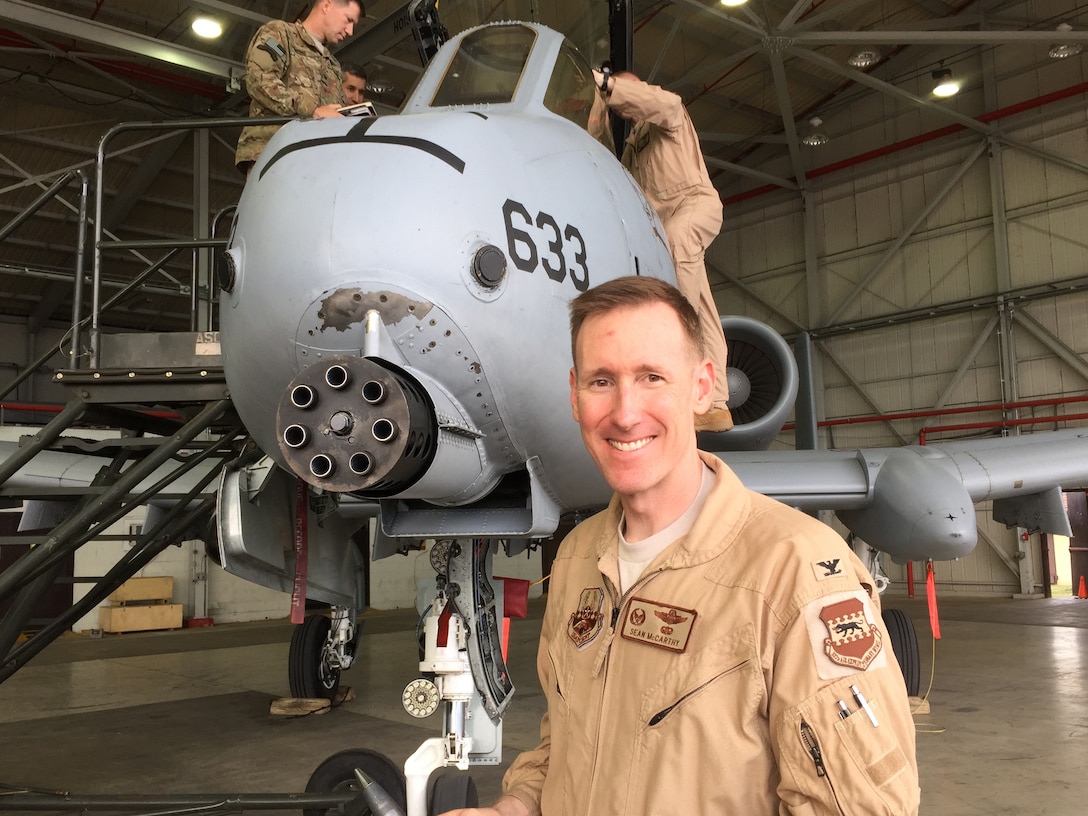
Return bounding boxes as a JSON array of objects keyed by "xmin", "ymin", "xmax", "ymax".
[{"xmin": 275, "ymin": 356, "xmax": 439, "ymax": 494}]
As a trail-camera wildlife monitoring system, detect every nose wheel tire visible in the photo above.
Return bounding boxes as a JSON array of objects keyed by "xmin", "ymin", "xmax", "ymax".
[
  {"xmin": 290, "ymin": 614, "xmax": 341, "ymax": 700},
  {"xmin": 429, "ymin": 771, "xmax": 478, "ymax": 815},
  {"xmin": 881, "ymin": 607, "xmax": 920, "ymax": 697},
  {"xmin": 304, "ymin": 748, "xmax": 407, "ymax": 816}
]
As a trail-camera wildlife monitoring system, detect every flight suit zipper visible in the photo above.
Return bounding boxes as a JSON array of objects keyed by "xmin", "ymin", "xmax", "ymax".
[
  {"xmin": 800, "ymin": 720, "xmax": 847, "ymax": 816},
  {"xmin": 583, "ymin": 580, "xmax": 621, "ymax": 813},
  {"xmin": 585, "ymin": 567, "xmax": 668, "ymax": 812}
]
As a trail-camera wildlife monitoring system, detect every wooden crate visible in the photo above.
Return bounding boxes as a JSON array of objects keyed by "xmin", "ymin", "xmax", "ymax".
[
  {"xmin": 108, "ymin": 576, "xmax": 174, "ymax": 604},
  {"xmin": 100, "ymin": 602, "xmax": 183, "ymax": 633}
]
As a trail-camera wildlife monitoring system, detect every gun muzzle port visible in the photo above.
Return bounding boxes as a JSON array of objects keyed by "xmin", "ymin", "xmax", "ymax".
[
  {"xmin": 309, "ymin": 454, "xmax": 335, "ymax": 478},
  {"xmin": 349, "ymin": 452, "xmax": 373, "ymax": 475},
  {"xmin": 362, "ymin": 380, "xmax": 386, "ymax": 404},
  {"xmin": 372, "ymin": 418, "xmax": 397, "ymax": 443},
  {"xmin": 325, "ymin": 365, "xmax": 350, "ymax": 389},
  {"xmin": 291, "ymin": 385, "xmax": 316, "ymax": 409},
  {"xmin": 283, "ymin": 424, "xmax": 309, "ymax": 448}
]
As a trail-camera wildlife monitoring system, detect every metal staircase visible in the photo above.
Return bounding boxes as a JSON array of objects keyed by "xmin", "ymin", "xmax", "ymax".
[{"xmin": 0, "ymin": 118, "xmax": 259, "ymax": 683}]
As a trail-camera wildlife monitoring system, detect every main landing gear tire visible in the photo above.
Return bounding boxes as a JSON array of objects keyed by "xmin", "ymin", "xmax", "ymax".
[
  {"xmin": 304, "ymin": 748, "xmax": 407, "ymax": 816},
  {"xmin": 290, "ymin": 614, "xmax": 340, "ymax": 700},
  {"xmin": 429, "ymin": 771, "xmax": 479, "ymax": 815},
  {"xmin": 882, "ymin": 607, "xmax": 920, "ymax": 697}
]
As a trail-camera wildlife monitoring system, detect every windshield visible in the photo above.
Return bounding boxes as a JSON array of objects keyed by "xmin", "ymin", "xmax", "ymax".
[
  {"xmin": 431, "ymin": 24, "xmax": 536, "ymax": 107},
  {"xmin": 434, "ymin": 1, "xmax": 609, "ymax": 68},
  {"xmin": 544, "ymin": 39, "xmax": 613, "ymax": 150}
]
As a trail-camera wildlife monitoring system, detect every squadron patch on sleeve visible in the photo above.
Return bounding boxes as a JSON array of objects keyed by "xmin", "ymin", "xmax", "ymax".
[
  {"xmin": 567, "ymin": 587, "xmax": 605, "ymax": 650},
  {"xmin": 620, "ymin": 597, "xmax": 697, "ymax": 652},
  {"xmin": 804, "ymin": 590, "xmax": 888, "ymax": 679}
]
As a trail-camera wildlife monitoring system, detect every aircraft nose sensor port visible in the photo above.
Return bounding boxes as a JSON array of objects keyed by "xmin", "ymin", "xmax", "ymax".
[{"xmin": 276, "ymin": 355, "xmax": 439, "ymax": 494}]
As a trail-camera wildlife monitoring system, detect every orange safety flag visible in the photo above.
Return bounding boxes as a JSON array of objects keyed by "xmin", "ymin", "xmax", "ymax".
[{"xmin": 926, "ymin": 560, "xmax": 941, "ymax": 639}]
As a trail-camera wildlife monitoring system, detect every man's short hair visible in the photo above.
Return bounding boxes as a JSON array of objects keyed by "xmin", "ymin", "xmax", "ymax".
[
  {"xmin": 569, "ymin": 276, "xmax": 705, "ymax": 366},
  {"xmin": 341, "ymin": 62, "xmax": 367, "ymax": 82},
  {"xmin": 304, "ymin": 0, "xmax": 364, "ymax": 27}
]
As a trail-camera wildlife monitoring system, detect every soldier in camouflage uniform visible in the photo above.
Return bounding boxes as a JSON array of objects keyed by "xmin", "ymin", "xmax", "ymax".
[{"xmin": 235, "ymin": 0, "xmax": 363, "ymax": 173}]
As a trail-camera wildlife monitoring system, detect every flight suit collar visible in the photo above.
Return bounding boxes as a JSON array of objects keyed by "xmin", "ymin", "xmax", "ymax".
[{"xmin": 593, "ymin": 452, "xmax": 751, "ymax": 581}]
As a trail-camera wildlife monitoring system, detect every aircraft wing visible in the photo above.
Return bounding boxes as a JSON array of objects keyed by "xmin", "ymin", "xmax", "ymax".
[{"xmin": 718, "ymin": 427, "xmax": 1088, "ymax": 562}]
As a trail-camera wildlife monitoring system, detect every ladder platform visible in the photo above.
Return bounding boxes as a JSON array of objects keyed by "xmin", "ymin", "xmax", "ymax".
[{"xmin": 54, "ymin": 332, "xmax": 227, "ymax": 404}]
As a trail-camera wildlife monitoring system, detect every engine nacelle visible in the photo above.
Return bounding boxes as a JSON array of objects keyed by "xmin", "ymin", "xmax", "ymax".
[
  {"xmin": 705, "ymin": 316, "xmax": 799, "ymax": 451},
  {"xmin": 838, "ymin": 448, "xmax": 977, "ymax": 563}
]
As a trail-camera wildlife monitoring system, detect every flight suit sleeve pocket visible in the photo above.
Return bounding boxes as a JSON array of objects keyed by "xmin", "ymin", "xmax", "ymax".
[
  {"xmin": 836, "ymin": 698, "xmax": 915, "ymax": 794},
  {"xmin": 781, "ymin": 680, "xmax": 918, "ymax": 816}
]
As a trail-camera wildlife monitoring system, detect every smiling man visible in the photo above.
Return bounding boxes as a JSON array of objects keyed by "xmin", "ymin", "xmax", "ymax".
[
  {"xmin": 444, "ymin": 276, "xmax": 919, "ymax": 816},
  {"xmin": 568, "ymin": 277, "xmax": 712, "ymax": 542}
]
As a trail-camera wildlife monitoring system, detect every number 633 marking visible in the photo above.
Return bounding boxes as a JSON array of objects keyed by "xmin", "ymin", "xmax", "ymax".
[{"xmin": 502, "ymin": 199, "xmax": 589, "ymax": 292}]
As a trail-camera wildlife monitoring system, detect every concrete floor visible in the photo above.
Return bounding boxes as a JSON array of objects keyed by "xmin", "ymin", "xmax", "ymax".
[{"xmin": 1, "ymin": 595, "xmax": 1086, "ymax": 814}]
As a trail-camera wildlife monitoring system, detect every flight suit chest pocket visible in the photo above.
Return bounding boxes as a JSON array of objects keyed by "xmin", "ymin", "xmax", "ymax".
[
  {"xmin": 625, "ymin": 627, "xmax": 768, "ymax": 814},
  {"xmin": 635, "ymin": 625, "xmax": 762, "ymax": 735}
]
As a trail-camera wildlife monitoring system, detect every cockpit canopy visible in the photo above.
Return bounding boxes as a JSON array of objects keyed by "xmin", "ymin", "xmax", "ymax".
[{"xmin": 424, "ymin": 23, "xmax": 613, "ymax": 150}]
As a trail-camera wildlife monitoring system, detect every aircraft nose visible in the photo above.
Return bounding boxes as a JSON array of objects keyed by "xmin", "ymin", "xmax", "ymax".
[{"xmin": 275, "ymin": 355, "xmax": 439, "ymax": 494}]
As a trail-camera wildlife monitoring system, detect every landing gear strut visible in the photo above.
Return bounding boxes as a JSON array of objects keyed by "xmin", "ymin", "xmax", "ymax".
[{"xmin": 309, "ymin": 538, "xmax": 512, "ymax": 816}]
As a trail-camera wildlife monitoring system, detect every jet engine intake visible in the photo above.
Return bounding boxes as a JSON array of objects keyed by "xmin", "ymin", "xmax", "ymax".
[
  {"xmin": 276, "ymin": 356, "xmax": 439, "ymax": 494},
  {"xmin": 706, "ymin": 317, "xmax": 799, "ymax": 451}
]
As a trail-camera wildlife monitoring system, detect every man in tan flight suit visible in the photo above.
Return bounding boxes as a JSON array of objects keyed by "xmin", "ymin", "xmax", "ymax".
[
  {"xmin": 592, "ymin": 70, "xmax": 733, "ymax": 433},
  {"xmin": 443, "ymin": 276, "xmax": 919, "ymax": 816},
  {"xmin": 235, "ymin": 0, "xmax": 362, "ymax": 174}
]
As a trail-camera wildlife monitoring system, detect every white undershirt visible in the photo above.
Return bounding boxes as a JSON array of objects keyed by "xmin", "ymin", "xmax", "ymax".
[
  {"xmin": 617, "ymin": 464, "xmax": 715, "ymax": 595},
  {"xmin": 307, "ymin": 29, "xmax": 327, "ymax": 54}
]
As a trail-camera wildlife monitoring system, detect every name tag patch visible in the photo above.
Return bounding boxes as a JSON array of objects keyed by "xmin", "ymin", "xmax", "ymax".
[{"xmin": 620, "ymin": 597, "xmax": 697, "ymax": 652}]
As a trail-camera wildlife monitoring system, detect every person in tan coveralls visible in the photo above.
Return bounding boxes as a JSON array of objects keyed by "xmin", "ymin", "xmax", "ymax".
[
  {"xmin": 592, "ymin": 69, "xmax": 733, "ymax": 433},
  {"xmin": 443, "ymin": 277, "xmax": 919, "ymax": 816},
  {"xmin": 234, "ymin": 0, "xmax": 362, "ymax": 173}
]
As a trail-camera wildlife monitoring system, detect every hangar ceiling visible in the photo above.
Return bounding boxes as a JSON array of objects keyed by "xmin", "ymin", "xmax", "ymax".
[{"xmin": 0, "ymin": 0, "xmax": 1085, "ymax": 335}]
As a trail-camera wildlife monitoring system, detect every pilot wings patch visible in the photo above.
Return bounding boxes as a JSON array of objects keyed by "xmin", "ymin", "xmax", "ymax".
[{"xmin": 621, "ymin": 597, "xmax": 697, "ymax": 652}]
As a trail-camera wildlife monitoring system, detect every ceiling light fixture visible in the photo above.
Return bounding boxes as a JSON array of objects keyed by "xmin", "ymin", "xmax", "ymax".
[
  {"xmin": 932, "ymin": 68, "xmax": 960, "ymax": 97},
  {"xmin": 191, "ymin": 17, "xmax": 223, "ymax": 39},
  {"xmin": 801, "ymin": 117, "xmax": 828, "ymax": 146},
  {"xmin": 366, "ymin": 64, "xmax": 395, "ymax": 95},
  {"xmin": 1049, "ymin": 23, "xmax": 1083, "ymax": 59},
  {"xmin": 847, "ymin": 48, "xmax": 882, "ymax": 69},
  {"xmin": 720, "ymin": 0, "xmax": 750, "ymax": 7}
]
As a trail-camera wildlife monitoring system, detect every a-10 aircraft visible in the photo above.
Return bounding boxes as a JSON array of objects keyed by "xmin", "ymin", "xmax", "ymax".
[
  {"xmin": 208, "ymin": 16, "xmax": 1088, "ymax": 814},
  {"xmin": 1, "ymin": 6, "xmax": 1086, "ymax": 814}
]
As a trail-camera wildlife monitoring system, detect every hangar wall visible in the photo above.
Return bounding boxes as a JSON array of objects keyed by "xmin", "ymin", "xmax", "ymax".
[{"xmin": 709, "ymin": 48, "xmax": 1088, "ymax": 598}]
